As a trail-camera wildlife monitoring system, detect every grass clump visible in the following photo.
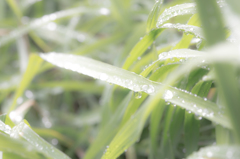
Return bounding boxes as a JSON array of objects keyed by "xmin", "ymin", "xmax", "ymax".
[{"xmin": 0, "ymin": 0, "xmax": 240, "ymax": 159}]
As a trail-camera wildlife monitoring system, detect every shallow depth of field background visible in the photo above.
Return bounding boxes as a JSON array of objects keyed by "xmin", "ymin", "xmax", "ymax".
[{"xmin": 0, "ymin": 0, "xmax": 240, "ymax": 159}]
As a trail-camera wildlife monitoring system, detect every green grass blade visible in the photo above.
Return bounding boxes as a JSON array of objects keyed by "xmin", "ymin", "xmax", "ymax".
[
  {"xmin": 122, "ymin": 29, "xmax": 163, "ymax": 70},
  {"xmin": 146, "ymin": 0, "xmax": 163, "ymax": 32},
  {"xmin": 187, "ymin": 145, "xmax": 240, "ymax": 159},
  {"xmin": 40, "ymin": 53, "xmax": 160, "ymax": 94},
  {"xmin": 184, "ymin": 80, "xmax": 212, "ymax": 156},
  {"xmin": 225, "ymin": 0, "xmax": 240, "ymax": 16},
  {"xmin": 157, "ymin": 3, "xmax": 196, "ymax": 27},
  {"xmin": 195, "ymin": 0, "xmax": 225, "ymax": 46},
  {"xmin": 8, "ymin": 54, "xmax": 43, "ymax": 113},
  {"xmin": 0, "ymin": 133, "xmax": 44, "ymax": 159},
  {"xmin": 173, "ymin": 14, "xmax": 201, "ymax": 50},
  {"xmin": 40, "ymin": 52, "xmax": 231, "ymax": 128},
  {"xmin": 196, "ymin": 0, "xmax": 240, "ymax": 143},
  {"xmin": 84, "ymin": 93, "xmax": 132, "ymax": 159},
  {"xmin": 10, "ymin": 122, "xmax": 70, "ymax": 159},
  {"xmin": 160, "ymin": 23, "xmax": 204, "ymax": 39},
  {"xmin": 149, "ymin": 100, "xmax": 165, "ymax": 159}
]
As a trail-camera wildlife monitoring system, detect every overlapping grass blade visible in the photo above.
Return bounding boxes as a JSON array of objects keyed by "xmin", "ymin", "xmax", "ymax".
[
  {"xmin": 146, "ymin": 0, "xmax": 163, "ymax": 32},
  {"xmin": 0, "ymin": 133, "xmax": 44, "ymax": 159},
  {"xmin": 160, "ymin": 23, "xmax": 204, "ymax": 39},
  {"xmin": 173, "ymin": 14, "xmax": 201, "ymax": 49},
  {"xmin": 122, "ymin": 29, "xmax": 163, "ymax": 70},
  {"xmin": 40, "ymin": 52, "xmax": 231, "ymax": 128},
  {"xmin": 1, "ymin": 121, "xmax": 71, "ymax": 159},
  {"xmin": 184, "ymin": 80, "xmax": 212, "ymax": 156},
  {"xmin": 156, "ymin": 3, "xmax": 196, "ymax": 27},
  {"xmin": 40, "ymin": 53, "xmax": 161, "ymax": 94},
  {"xmin": 149, "ymin": 100, "xmax": 165, "ymax": 159},
  {"xmin": 196, "ymin": 0, "xmax": 240, "ymax": 143},
  {"xmin": 84, "ymin": 93, "xmax": 132, "ymax": 159},
  {"xmin": 8, "ymin": 54, "xmax": 43, "ymax": 113},
  {"xmin": 187, "ymin": 145, "xmax": 240, "ymax": 159}
]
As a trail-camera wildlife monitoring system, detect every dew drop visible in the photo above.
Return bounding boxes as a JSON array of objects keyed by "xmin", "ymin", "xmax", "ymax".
[
  {"xmin": 135, "ymin": 92, "xmax": 142, "ymax": 99},
  {"xmin": 163, "ymin": 90, "xmax": 173, "ymax": 100},
  {"xmin": 99, "ymin": 8, "xmax": 110, "ymax": 15},
  {"xmin": 100, "ymin": 73, "xmax": 108, "ymax": 81}
]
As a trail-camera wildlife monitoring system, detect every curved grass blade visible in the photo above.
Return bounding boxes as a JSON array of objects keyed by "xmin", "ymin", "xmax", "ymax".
[
  {"xmin": 84, "ymin": 93, "xmax": 132, "ymax": 159},
  {"xmin": 160, "ymin": 23, "xmax": 204, "ymax": 39},
  {"xmin": 40, "ymin": 52, "xmax": 231, "ymax": 128},
  {"xmin": 158, "ymin": 49, "xmax": 205, "ymax": 60},
  {"xmin": 156, "ymin": 3, "xmax": 197, "ymax": 27},
  {"xmin": 187, "ymin": 145, "xmax": 240, "ymax": 159},
  {"xmin": 40, "ymin": 53, "xmax": 161, "ymax": 94},
  {"xmin": 10, "ymin": 122, "xmax": 70, "ymax": 159},
  {"xmin": 146, "ymin": 0, "xmax": 163, "ymax": 32},
  {"xmin": 196, "ymin": 0, "xmax": 240, "ymax": 143},
  {"xmin": 122, "ymin": 29, "xmax": 164, "ymax": 70},
  {"xmin": 173, "ymin": 14, "xmax": 201, "ymax": 50},
  {"xmin": 0, "ymin": 133, "xmax": 45, "ymax": 159}
]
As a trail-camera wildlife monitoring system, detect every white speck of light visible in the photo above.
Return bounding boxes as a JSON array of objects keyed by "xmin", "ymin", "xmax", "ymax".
[
  {"xmin": 25, "ymin": 90, "xmax": 34, "ymax": 99},
  {"xmin": 17, "ymin": 97, "xmax": 23, "ymax": 105},
  {"xmin": 99, "ymin": 8, "xmax": 110, "ymax": 15},
  {"xmin": 47, "ymin": 22, "xmax": 57, "ymax": 31},
  {"xmin": 207, "ymin": 151, "xmax": 213, "ymax": 157},
  {"xmin": 164, "ymin": 90, "xmax": 173, "ymax": 100},
  {"xmin": 10, "ymin": 111, "xmax": 23, "ymax": 123},
  {"xmin": 100, "ymin": 73, "xmax": 108, "ymax": 81}
]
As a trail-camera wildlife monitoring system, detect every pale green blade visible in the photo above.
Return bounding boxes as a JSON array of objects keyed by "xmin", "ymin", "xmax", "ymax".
[
  {"xmin": 196, "ymin": 0, "xmax": 240, "ymax": 143},
  {"xmin": 187, "ymin": 146, "xmax": 240, "ymax": 159},
  {"xmin": 0, "ymin": 133, "xmax": 45, "ymax": 159},
  {"xmin": 40, "ymin": 53, "xmax": 160, "ymax": 94},
  {"xmin": 0, "ymin": 120, "xmax": 70, "ymax": 159},
  {"xmin": 160, "ymin": 23, "xmax": 204, "ymax": 39},
  {"xmin": 122, "ymin": 29, "xmax": 163, "ymax": 70},
  {"xmin": 8, "ymin": 54, "xmax": 43, "ymax": 113},
  {"xmin": 40, "ymin": 52, "xmax": 231, "ymax": 128},
  {"xmin": 146, "ymin": 0, "xmax": 163, "ymax": 32},
  {"xmin": 157, "ymin": 3, "xmax": 196, "ymax": 27},
  {"xmin": 11, "ymin": 122, "xmax": 70, "ymax": 159},
  {"xmin": 84, "ymin": 93, "xmax": 133, "ymax": 159},
  {"xmin": 226, "ymin": 0, "xmax": 240, "ymax": 16}
]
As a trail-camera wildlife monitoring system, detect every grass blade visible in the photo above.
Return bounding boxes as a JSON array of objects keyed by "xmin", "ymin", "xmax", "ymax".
[
  {"xmin": 8, "ymin": 54, "xmax": 43, "ymax": 113},
  {"xmin": 157, "ymin": 3, "xmax": 196, "ymax": 27},
  {"xmin": 146, "ymin": 0, "xmax": 163, "ymax": 32},
  {"xmin": 196, "ymin": 0, "xmax": 240, "ymax": 143},
  {"xmin": 40, "ymin": 52, "xmax": 231, "ymax": 128},
  {"xmin": 187, "ymin": 145, "xmax": 240, "ymax": 159},
  {"xmin": 160, "ymin": 23, "xmax": 204, "ymax": 39}
]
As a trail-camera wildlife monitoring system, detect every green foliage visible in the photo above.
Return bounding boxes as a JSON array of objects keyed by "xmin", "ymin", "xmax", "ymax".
[{"xmin": 0, "ymin": 0, "xmax": 240, "ymax": 159}]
